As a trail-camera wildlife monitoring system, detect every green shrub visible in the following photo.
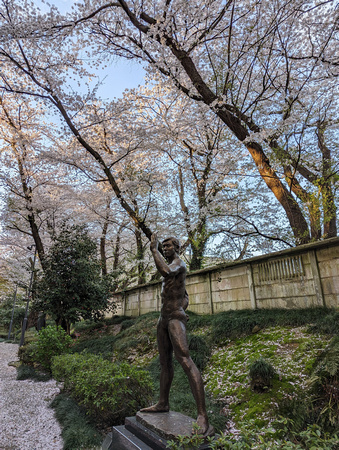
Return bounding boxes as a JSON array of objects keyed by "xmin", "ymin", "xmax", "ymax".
[
  {"xmin": 105, "ymin": 315, "xmax": 132, "ymax": 325},
  {"xmin": 18, "ymin": 342, "xmax": 37, "ymax": 366},
  {"xmin": 249, "ymin": 357, "xmax": 276, "ymax": 392},
  {"xmin": 0, "ymin": 307, "xmax": 25, "ymax": 332},
  {"xmin": 71, "ymin": 334, "xmax": 116, "ymax": 359},
  {"xmin": 120, "ymin": 318, "xmax": 135, "ymax": 331},
  {"xmin": 51, "ymin": 352, "xmax": 153, "ymax": 425},
  {"xmin": 308, "ymin": 311, "xmax": 339, "ymax": 335},
  {"xmin": 72, "ymin": 319, "xmax": 105, "ymax": 334},
  {"xmin": 210, "ymin": 308, "xmax": 333, "ymax": 343},
  {"xmin": 167, "ymin": 420, "xmax": 339, "ymax": 449},
  {"xmin": 33, "ymin": 325, "xmax": 73, "ymax": 371}
]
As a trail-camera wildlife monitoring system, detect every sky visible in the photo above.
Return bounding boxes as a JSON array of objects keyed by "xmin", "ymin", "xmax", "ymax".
[{"xmin": 36, "ymin": 0, "xmax": 146, "ymax": 99}]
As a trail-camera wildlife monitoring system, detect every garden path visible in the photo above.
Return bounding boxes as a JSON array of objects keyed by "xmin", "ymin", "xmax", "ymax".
[{"xmin": 0, "ymin": 342, "xmax": 63, "ymax": 449}]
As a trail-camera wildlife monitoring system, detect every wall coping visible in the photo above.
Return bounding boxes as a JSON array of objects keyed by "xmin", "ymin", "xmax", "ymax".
[{"xmin": 114, "ymin": 236, "xmax": 339, "ymax": 295}]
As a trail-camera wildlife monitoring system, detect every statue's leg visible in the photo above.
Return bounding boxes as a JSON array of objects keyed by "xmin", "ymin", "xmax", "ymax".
[
  {"xmin": 168, "ymin": 319, "xmax": 210, "ymax": 434},
  {"xmin": 141, "ymin": 318, "xmax": 173, "ymax": 412}
]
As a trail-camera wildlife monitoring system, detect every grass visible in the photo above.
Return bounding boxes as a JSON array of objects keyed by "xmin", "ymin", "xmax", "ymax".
[
  {"xmin": 71, "ymin": 334, "xmax": 116, "ymax": 359},
  {"xmin": 17, "ymin": 364, "xmax": 52, "ymax": 382},
  {"xmin": 204, "ymin": 326, "xmax": 329, "ymax": 430},
  {"xmin": 50, "ymin": 394, "xmax": 102, "ymax": 450}
]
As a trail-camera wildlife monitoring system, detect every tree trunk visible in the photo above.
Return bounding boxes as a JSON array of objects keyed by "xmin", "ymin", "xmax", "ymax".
[
  {"xmin": 135, "ymin": 229, "xmax": 146, "ymax": 285},
  {"xmin": 167, "ymin": 46, "xmax": 310, "ymax": 244},
  {"xmin": 189, "ymin": 221, "xmax": 209, "ymax": 271},
  {"xmin": 317, "ymin": 123, "xmax": 337, "ymax": 238},
  {"xmin": 189, "ymin": 244, "xmax": 206, "ymax": 271},
  {"xmin": 284, "ymin": 166, "xmax": 321, "ymax": 240},
  {"xmin": 100, "ymin": 219, "xmax": 109, "ymax": 276},
  {"xmin": 244, "ymin": 143, "xmax": 310, "ymax": 244},
  {"xmin": 113, "ymin": 233, "xmax": 121, "ymax": 272},
  {"xmin": 322, "ymin": 185, "xmax": 337, "ymax": 238},
  {"xmin": 14, "ymin": 147, "xmax": 46, "ymax": 266}
]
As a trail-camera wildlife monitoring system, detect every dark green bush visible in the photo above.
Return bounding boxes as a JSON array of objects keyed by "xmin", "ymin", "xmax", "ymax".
[
  {"xmin": 105, "ymin": 315, "xmax": 132, "ymax": 325},
  {"xmin": 18, "ymin": 342, "xmax": 37, "ymax": 366},
  {"xmin": 35, "ymin": 224, "xmax": 113, "ymax": 331},
  {"xmin": 71, "ymin": 334, "xmax": 116, "ymax": 359},
  {"xmin": 72, "ymin": 319, "xmax": 105, "ymax": 334},
  {"xmin": 33, "ymin": 325, "xmax": 73, "ymax": 371},
  {"xmin": 0, "ymin": 307, "xmax": 25, "ymax": 332},
  {"xmin": 308, "ymin": 311, "xmax": 339, "ymax": 335},
  {"xmin": 249, "ymin": 357, "xmax": 276, "ymax": 392},
  {"xmin": 210, "ymin": 307, "xmax": 333, "ymax": 342},
  {"xmin": 120, "ymin": 318, "xmax": 136, "ymax": 331},
  {"xmin": 51, "ymin": 352, "xmax": 153, "ymax": 425}
]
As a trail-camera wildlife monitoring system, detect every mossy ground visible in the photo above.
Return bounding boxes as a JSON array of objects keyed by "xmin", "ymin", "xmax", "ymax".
[
  {"xmin": 70, "ymin": 307, "xmax": 338, "ymax": 440},
  {"xmin": 204, "ymin": 326, "xmax": 328, "ymax": 432},
  {"xmin": 13, "ymin": 307, "xmax": 339, "ymax": 447}
]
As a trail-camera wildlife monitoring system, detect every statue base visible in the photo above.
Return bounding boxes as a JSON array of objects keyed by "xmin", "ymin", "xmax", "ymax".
[{"xmin": 102, "ymin": 411, "xmax": 215, "ymax": 449}]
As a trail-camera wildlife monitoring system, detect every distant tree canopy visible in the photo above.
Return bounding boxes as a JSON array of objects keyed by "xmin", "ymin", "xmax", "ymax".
[{"xmin": 35, "ymin": 224, "xmax": 112, "ymax": 333}]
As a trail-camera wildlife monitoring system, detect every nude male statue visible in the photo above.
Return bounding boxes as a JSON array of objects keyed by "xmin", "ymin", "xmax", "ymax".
[{"xmin": 141, "ymin": 233, "xmax": 213, "ymax": 436}]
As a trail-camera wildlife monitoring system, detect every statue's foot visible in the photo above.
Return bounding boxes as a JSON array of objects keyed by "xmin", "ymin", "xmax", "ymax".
[
  {"xmin": 140, "ymin": 403, "xmax": 169, "ymax": 413},
  {"xmin": 195, "ymin": 414, "xmax": 214, "ymax": 436}
]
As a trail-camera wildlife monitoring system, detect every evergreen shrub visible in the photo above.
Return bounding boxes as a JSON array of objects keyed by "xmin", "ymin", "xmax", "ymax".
[
  {"xmin": 33, "ymin": 325, "xmax": 73, "ymax": 371},
  {"xmin": 51, "ymin": 352, "xmax": 153, "ymax": 425},
  {"xmin": 50, "ymin": 394, "xmax": 102, "ymax": 449},
  {"xmin": 17, "ymin": 364, "xmax": 51, "ymax": 382},
  {"xmin": 18, "ymin": 342, "xmax": 37, "ymax": 365},
  {"xmin": 0, "ymin": 307, "xmax": 25, "ymax": 332},
  {"xmin": 249, "ymin": 357, "xmax": 276, "ymax": 392}
]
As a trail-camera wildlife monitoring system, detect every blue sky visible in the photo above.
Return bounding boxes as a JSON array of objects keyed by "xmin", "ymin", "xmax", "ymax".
[{"xmin": 36, "ymin": 0, "xmax": 146, "ymax": 99}]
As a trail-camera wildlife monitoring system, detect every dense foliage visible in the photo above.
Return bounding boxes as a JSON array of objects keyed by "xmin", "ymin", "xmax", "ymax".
[
  {"xmin": 50, "ymin": 394, "xmax": 102, "ymax": 450},
  {"xmin": 249, "ymin": 357, "xmax": 276, "ymax": 392},
  {"xmin": 35, "ymin": 225, "xmax": 113, "ymax": 332},
  {"xmin": 32, "ymin": 325, "xmax": 73, "ymax": 372},
  {"xmin": 0, "ymin": 306, "xmax": 25, "ymax": 334},
  {"xmin": 51, "ymin": 352, "xmax": 153, "ymax": 425}
]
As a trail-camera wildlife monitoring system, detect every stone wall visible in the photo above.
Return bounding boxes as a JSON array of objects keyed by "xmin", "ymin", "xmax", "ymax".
[{"xmin": 114, "ymin": 237, "xmax": 339, "ymax": 316}]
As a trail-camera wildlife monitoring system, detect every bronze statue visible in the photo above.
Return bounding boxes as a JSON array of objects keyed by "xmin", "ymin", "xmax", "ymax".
[{"xmin": 141, "ymin": 233, "xmax": 213, "ymax": 436}]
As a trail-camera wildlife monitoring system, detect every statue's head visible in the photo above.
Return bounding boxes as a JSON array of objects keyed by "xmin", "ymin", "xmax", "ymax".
[{"xmin": 162, "ymin": 236, "xmax": 180, "ymax": 254}]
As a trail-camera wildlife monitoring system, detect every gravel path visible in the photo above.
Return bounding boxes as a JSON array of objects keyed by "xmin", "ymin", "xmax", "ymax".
[{"xmin": 0, "ymin": 342, "xmax": 63, "ymax": 450}]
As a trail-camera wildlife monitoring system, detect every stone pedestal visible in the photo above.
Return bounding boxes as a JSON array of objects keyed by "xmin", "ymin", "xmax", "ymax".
[{"xmin": 102, "ymin": 411, "xmax": 213, "ymax": 449}]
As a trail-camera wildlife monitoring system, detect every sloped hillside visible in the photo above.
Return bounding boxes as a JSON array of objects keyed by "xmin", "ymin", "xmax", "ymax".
[{"xmin": 69, "ymin": 307, "xmax": 339, "ymax": 447}]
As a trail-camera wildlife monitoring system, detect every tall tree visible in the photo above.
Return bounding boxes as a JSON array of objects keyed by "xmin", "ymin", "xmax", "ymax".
[
  {"xmin": 127, "ymin": 84, "xmax": 293, "ymax": 268},
  {"xmin": 35, "ymin": 224, "xmax": 112, "ymax": 333},
  {"xmin": 75, "ymin": 0, "xmax": 338, "ymax": 243}
]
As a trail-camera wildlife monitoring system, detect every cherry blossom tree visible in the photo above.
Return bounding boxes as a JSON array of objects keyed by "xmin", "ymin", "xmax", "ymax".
[
  {"xmin": 72, "ymin": 0, "xmax": 338, "ymax": 243},
  {"xmin": 0, "ymin": 0, "xmax": 337, "ymax": 286},
  {"xmin": 125, "ymin": 83, "xmax": 295, "ymax": 268},
  {"xmin": 0, "ymin": 1, "xmax": 157, "ymax": 254}
]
